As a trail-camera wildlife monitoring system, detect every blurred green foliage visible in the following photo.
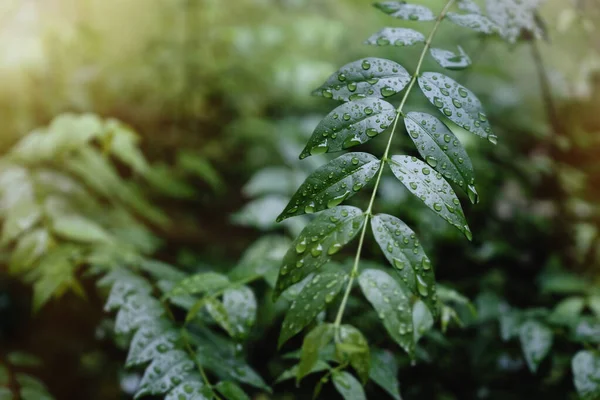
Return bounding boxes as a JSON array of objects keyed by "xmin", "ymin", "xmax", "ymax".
[{"xmin": 0, "ymin": 0, "xmax": 599, "ymax": 399}]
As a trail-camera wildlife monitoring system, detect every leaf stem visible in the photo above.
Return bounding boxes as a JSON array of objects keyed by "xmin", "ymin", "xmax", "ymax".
[{"xmin": 333, "ymin": 0, "xmax": 456, "ymax": 331}]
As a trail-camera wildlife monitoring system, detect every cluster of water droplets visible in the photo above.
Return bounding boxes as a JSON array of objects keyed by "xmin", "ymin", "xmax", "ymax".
[
  {"xmin": 300, "ymin": 98, "xmax": 396, "ymax": 159},
  {"xmin": 313, "ymin": 58, "xmax": 410, "ymax": 102},
  {"xmin": 276, "ymin": 207, "xmax": 364, "ymax": 296},
  {"xmin": 365, "ymin": 27, "xmax": 425, "ymax": 47},
  {"xmin": 418, "ymin": 72, "xmax": 497, "ymax": 144},
  {"xmin": 389, "ymin": 155, "xmax": 472, "ymax": 240},
  {"xmin": 374, "ymin": 1, "xmax": 436, "ymax": 21},
  {"xmin": 279, "ymin": 153, "xmax": 380, "ymax": 221}
]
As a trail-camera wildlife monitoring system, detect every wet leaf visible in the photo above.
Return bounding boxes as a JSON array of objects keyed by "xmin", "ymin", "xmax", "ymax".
[
  {"xmin": 278, "ymin": 153, "xmax": 380, "ymax": 221},
  {"xmin": 205, "ymin": 298, "xmax": 235, "ymax": 337},
  {"xmin": 165, "ymin": 272, "xmax": 230, "ymax": 299},
  {"xmin": 312, "ymin": 58, "xmax": 410, "ymax": 102},
  {"xmin": 134, "ymin": 350, "xmax": 195, "ymax": 398},
  {"xmin": 274, "ymin": 206, "xmax": 365, "ymax": 299},
  {"xmin": 223, "ymin": 286, "xmax": 257, "ymax": 339},
  {"xmin": 214, "ymin": 381, "xmax": 250, "ymax": 400},
  {"xmin": 126, "ymin": 321, "xmax": 179, "ymax": 367},
  {"xmin": 457, "ymin": 0, "xmax": 481, "ymax": 14},
  {"xmin": 371, "ymin": 213, "xmax": 437, "ymax": 316},
  {"xmin": 388, "ymin": 155, "xmax": 471, "ymax": 239},
  {"xmin": 279, "ymin": 266, "xmax": 348, "ymax": 347},
  {"xmin": 418, "ymin": 72, "xmax": 494, "ymax": 141},
  {"xmin": 404, "ymin": 112, "xmax": 476, "ymax": 201},
  {"xmin": 374, "ymin": 2, "xmax": 435, "ymax": 21},
  {"xmin": 365, "ymin": 28, "xmax": 425, "ymax": 47},
  {"xmin": 486, "ymin": 0, "xmax": 545, "ymax": 43},
  {"xmin": 429, "ymin": 46, "xmax": 471, "ymax": 70},
  {"xmin": 369, "ymin": 349, "xmax": 402, "ymax": 400},
  {"xmin": 274, "ymin": 361, "xmax": 330, "ymax": 384},
  {"xmin": 332, "ymin": 371, "xmax": 367, "ymax": 400},
  {"xmin": 572, "ymin": 350, "xmax": 600, "ymax": 399},
  {"xmin": 165, "ymin": 379, "xmax": 212, "ymax": 400},
  {"xmin": 519, "ymin": 319, "xmax": 553, "ymax": 373},
  {"xmin": 358, "ymin": 268, "xmax": 414, "ymax": 356},
  {"xmin": 336, "ymin": 325, "xmax": 370, "ymax": 385},
  {"xmin": 51, "ymin": 215, "xmax": 112, "ymax": 244},
  {"xmin": 299, "ymin": 99, "xmax": 396, "ymax": 159},
  {"xmin": 298, "ymin": 324, "xmax": 336, "ymax": 382},
  {"xmin": 412, "ymin": 299, "xmax": 434, "ymax": 344},
  {"xmin": 115, "ymin": 293, "xmax": 165, "ymax": 335},
  {"xmin": 446, "ymin": 12, "xmax": 499, "ymax": 35}
]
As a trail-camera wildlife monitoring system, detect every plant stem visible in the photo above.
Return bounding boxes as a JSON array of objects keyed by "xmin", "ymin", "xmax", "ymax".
[{"xmin": 333, "ymin": 0, "xmax": 456, "ymax": 331}]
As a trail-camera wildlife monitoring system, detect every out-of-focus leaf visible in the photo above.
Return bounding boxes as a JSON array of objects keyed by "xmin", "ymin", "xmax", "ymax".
[
  {"xmin": 519, "ymin": 320, "xmax": 553, "ymax": 373},
  {"xmin": 365, "ymin": 28, "xmax": 425, "ymax": 47},
  {"xmin": 369, "ymin": 349, "xmax": 402, "ymax": 400},
  {"xmin": 332, "ymin": 371, "xmax": 366, "ymax": 400},
  {"xmin": 572, "ymin": 350, "xmax": 600, "ymax": 399}
]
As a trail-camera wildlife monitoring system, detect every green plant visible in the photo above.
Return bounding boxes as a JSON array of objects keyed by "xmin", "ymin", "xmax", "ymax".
[{"xmin": 271, "ymin": 0, "xmax": 506, "ymax": 397}]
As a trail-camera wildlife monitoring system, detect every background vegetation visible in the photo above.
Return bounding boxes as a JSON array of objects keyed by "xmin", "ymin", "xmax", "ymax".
[{"xmin": 0, "ymin": 0, "xmax": 599, "ymax": 399}]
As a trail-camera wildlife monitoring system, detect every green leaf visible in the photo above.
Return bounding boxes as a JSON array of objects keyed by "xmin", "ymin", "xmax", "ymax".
[
  {"xmin": 196, "ymin": 344, "xmax": 269, "ymax": 391},
  {"xmin": 312, "ymin": 58, "xmax": 411, "ymax": 102},
  {"xmin": 548, "ymin": 296, "xmax": 585, "ymax": 326},
  {"xmin": 358, "ymin": 268, "xmax": 414, "ymax": 356},
  {"xmin": 365, "ymin": 28, "xmax": 425, "ymax": 47},
  {"xmin": 572, "ymin": 350, "xmax": 600, "ymax": 400},
  {"xmin": 6, "ymin": 352, "xmax": 41, "ymax": 367},
  {"xmin": 1, "ymin": 199, "xmax": 41, "ymax": 246},
  {"xmin": 412, "ymin": 299, "xmax": 434, "ymax": 345},
  {"xmin": 222, "ymin": 286, "xmax": 257, "ymax": 339},
  {"xmin": 299, "ymin": 99, "xmax": 396, "ymax": 159},
  {"xmin": 134, "ymin": 350, "xmax": 195, "ymax": 399},
  {"xmin": 369, "ymin": 349, "xmax": 402, "ymax": 400},
  {"xmin": 214, "ymin": 381, "xmax": 250, "ymax": 400},
  {"xmin": 9, "ymin": 229, "xmax": 50, "ymax": 274},
  {"xmin": 229, "ymin": 235, "xmax": 291, "ymax": 287},
  {"xmin": 206, "ymin": 298, "xmax": 236, "ymax": 337},
  {"xmin": 519, "ymin": 320, "xmax": 553, "ymax": 373},
  {"xmin": 104, "ymin": 275, "xmax": 152, "ymax": 312},
  {"xmin": 404, "ymin": 112, "xmax": 476, "ymax": 201},
  {"xmin": 0, "ymin": 363, "xmax": 9, "ymax": 386},
  {"xmin": 0, "ymin": 388, "xmax": 12, "ymax": 400},
  {"xmin": 274, "ymin": 206, "xmax": 365, "ymax": 299},
  {"xmin": 298, "ymin": 324, "xmax": 336, "ymax": 383},
  {"xmin": 16, "ymin": 374, "xmax": 54, "ymax": 400},
  {"xmin": 165, "ymin": 379, "xmax": 212, "ymax": 400},
  {"xmin": 126, "ymin": 321, "xmax": 179, "ymax": 367},
  {"xmin": 51, "ymin": 215, "xmax": 112, "ymax": 244},
  {"xmin": 279, "ymin": 266, "xmax": 348, "ymax": 347},
  {"xmin": 418, "ymin": 72, "xmax": 495, "ymax": 141},
  {"xmin": 446, "ymin": 12, "xmax": 499, "ymax": 34},
  {"xmin": 274, "ymin": 361, "xmax": 330, "ymax": 384},
  {"xmin": 429, "ymin": 46, "xmax": 471, "ymax": 70},
  {"xmin": 574, "ymin": 318, "xmax": 600, "ymax": 344},
  {"xmin": 588, "ymin": 295, "xmax": 600, "ymax": 319},
  {"xmin": 388, "ymin": 155, "xmax": 471, "ymax": 239},
  {"xmin": 374, "ymin": 2, "xmax": 435, "ymax": 21},
  {"xmin": 486, "ymin": 0, "xmax": 545, "ymax": 43},
  {"xmin": 336, "ymin": 325, "xmax": 370, "ymax": 385},
  {"xmin": 371, "ymin": 214, "xmax": 437, "ymax": 316},
  {"xmin": 277, "ymin": 153, "xmax": 380, "ymax": 221},
  {"xmin": 457, "ymin": 0, "xmax": 481, "ymax": 14},
  {"xmin": 166, "ymin": 272, "xmax": 230, "ymax": 299},
  {"xmin": 115, "ymin": 293, "xmax": 165, "ymax": 335},
  {"xmin": 499, "ymin": 311, "xmax": 523, "ymax": 341},
  {"xmin": 332, "ymin": 371, "xmax": 367, "ymax": 400}
]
